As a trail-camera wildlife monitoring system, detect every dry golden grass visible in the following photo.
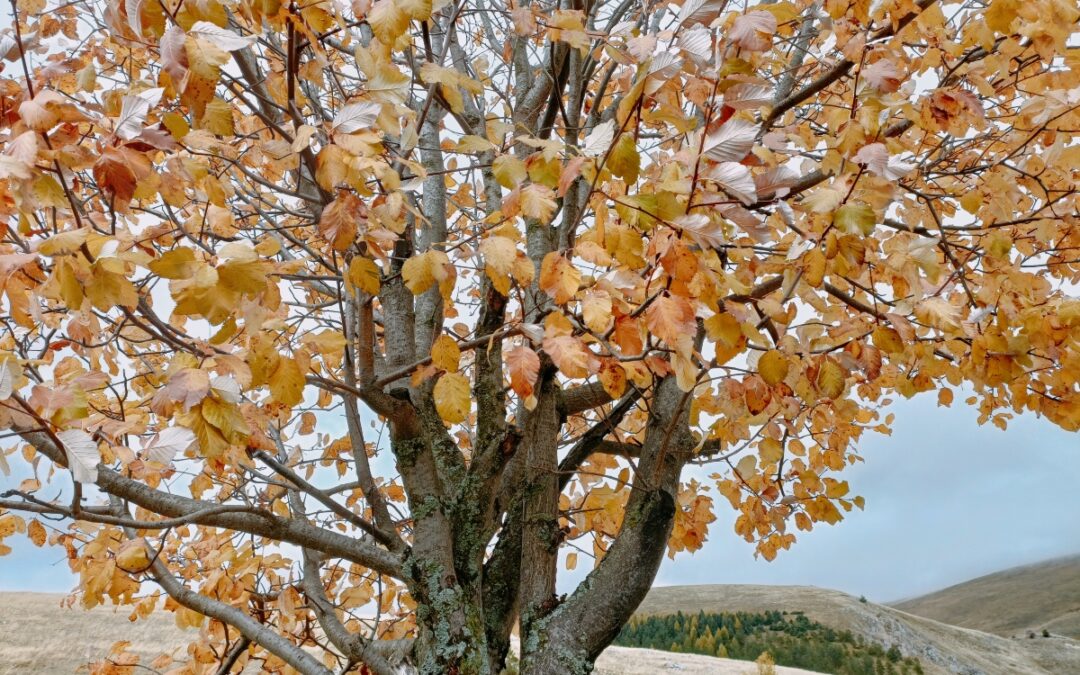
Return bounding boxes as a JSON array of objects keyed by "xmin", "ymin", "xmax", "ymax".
[
  {"xmin": 0, "ymin": 592, "xmax": 190, "ymax": 675},
  {"xmin": 892, "ymin": 554, "xmax": 1080, "ymax": 639}
]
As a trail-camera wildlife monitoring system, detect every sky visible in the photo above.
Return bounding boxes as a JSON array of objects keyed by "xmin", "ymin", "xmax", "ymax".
[{"xmin": 3, "ymin": 391, "xmax": 1078, "ymax": 602}]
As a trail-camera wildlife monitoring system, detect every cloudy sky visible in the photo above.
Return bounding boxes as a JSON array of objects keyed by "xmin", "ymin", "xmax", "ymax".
[{"xmin": 3, "ymin": 392, "xmax": 1078, "ymax": 603}]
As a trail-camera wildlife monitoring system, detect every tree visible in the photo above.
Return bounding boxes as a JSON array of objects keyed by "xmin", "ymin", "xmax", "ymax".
[{"xmin": 0, "ymin": 0, "xmax": 1076, "ymax": 673}]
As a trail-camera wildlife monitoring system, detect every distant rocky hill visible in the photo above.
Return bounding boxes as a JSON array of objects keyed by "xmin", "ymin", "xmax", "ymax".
[
  {"xmin": 637, "ymin": 583, "xmax": 1080, "ymax": 675},
  {"xmin": 892, "ymin": 554, "xmax": 1080, "ymax": 639}
]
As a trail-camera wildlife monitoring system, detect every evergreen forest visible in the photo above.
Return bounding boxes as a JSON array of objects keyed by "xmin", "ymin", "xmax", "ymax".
[{"xmin": 614, "ymin": 610, "xmax": 925, "ymax": 675}]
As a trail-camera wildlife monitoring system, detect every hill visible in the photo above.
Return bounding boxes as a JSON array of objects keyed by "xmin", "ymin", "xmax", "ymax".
[
  {"xmin": 891, "ymin": 554, "xmax": 1080, "ymax": 639},
  {"xmin": 0, "ymin": 592, "xmax": 823, "ymax": 675},
  {"xmin": 636, "ymin": 584, "xmax": 1080, "ymax": 675}
]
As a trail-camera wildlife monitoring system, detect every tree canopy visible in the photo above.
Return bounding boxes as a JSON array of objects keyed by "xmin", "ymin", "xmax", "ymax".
[{"xmin": 0, "ymin": 0, "xmax": 1077, "ymax": 672}]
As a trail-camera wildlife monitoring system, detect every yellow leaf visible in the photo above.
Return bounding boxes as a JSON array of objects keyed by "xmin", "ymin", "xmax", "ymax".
[
  {"xmin": 598, "ymin": 360, "xmax": 627, "ymax": 399},
  {"xmin": 270, "ymin": 358, "xmax": 305, "ymax": 406},
  {"xmin": 431, "ymin": 334, "xmax": 461, "ymax": 372},
  {"xmin": 200, "ymin": 97, "xmax": 234, "ymax": 135},
  {"xmin": 581, "ymin": 292, "xmax": 612, "ymax": 333},
  {"xmin": 38, "ymin": 228, "xmax": 89, "ymax": 256},
  {"xmin": 803, "ymin": 247, "xmax": 826, "ymax": 287},
  {"xmin": 607, "ymin": 133, "xmax": 640, "ymax": 183},
  {"xmin": 520, "ymin": 183, "xmax": 557, "ymax": 223},
  {"xmin": 347, "ymin": 257, "xmax": 381, "ymax": 295},
  {"xmin": 758, "ymin": 350, "xmax": 789, "ymax": 386},
  {"xmin": 368, "ymin": 0, "xmax": 410, "ymax": 44},
  {"xmin": 116, "ymin": 538, "xmax": 152, "ymax": 573},
  {"xmin": 0, "ymin": 513, "xmax": 24, "ymax": 538},
  {"xmin": 480, "ymin": 235, "xmax": 517, "ymax": 294},
  {"xmin": 493, "ymin": 155, "xmax": 527, "ymax": 189},
  {"xmin": 816, "ymin": 359, "xmax": 845, "ymax": 399},
  {"xmin": 825, "ymin": 479, "xmax": 850, "ymax": 499},
  {"xmin": 316, "ymin": 144, "xmax": 350, "ymax": 191},
  {"xmin": 163, "ymin": 111, "xmax": 189, "ymax": 139},
  {"xmin": 834, "ymin": 202, "xmax": 876, "ymax": 236},
  {"xmin": 916, "ymin": 297, "xmax": 960, "ymax": 331},
  {"xmin": 149, "ymin": 248, "xmax": 198, "ymax": 279},
  {"xmin": 433, "ymin": 372, "xmax": 470, "ymax": 423},
  {"xmin": 759, "ymin": 438, "xmax": 783, "ymax": 464},
  {"xmin": 871, "ymin": 326, "xmax": 904, "ymax": 354},
  {"xmin": 217, "ymin": 259, "xmax": 268, "ymax": 295},
  {"xmin": 402, "ymin": 250, "xmax": 451, "ymax": 295},
  {"xmin": 398, "ymin": 0, "xmax": 432, "ymax": 20},
  {"xmin": 960, "ymin": 189, "xmax": 982, "ymax": 214},
  {"xmin": 87, "ymin": 264, "xmax": 138, "ymax": 311}
]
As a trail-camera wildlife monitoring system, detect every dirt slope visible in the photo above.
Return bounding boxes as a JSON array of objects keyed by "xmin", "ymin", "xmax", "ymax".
[
  {"xmin": 637, "ymin": 584, "xmax": 1080, "ymax": 675},
  {"xmin": 892, "ymin": 554, "xmax": 1080, "ymax": 639}
]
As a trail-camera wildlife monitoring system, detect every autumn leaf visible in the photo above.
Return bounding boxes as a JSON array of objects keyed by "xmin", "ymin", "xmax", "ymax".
[
  {"xmin": 702, "ymin": 118, "xmax": 757, "ymax": 163},
  {"xmin": 270, "ymin": 358, "xmax": 305, "ymax": 406},
  {"xmin": 402, "ymin": 250, "xmax": 451, "ymax": 295},
  {"xmin": 506, "ymin": 345, "xmax": 541, "ymax": 399},
  {"xmin": 320, "ymin": 191, "xmax": 364, "ymax": 250},
  {"xmin": 434, "ymin": 372, "xmax": 471, "ymax": 423},
  {"xmin": 493, "ymin": 155, "xmax": 527, "ymax": 188},
  {"xmin": 674, "ymin": 213, "xmax": 724, "ymax": 250},
  {"xmin": 149, "ymin": 248, "xmax": 199, "ymax": 279},
  {"xmin": 142, "ymin": 427, "xmax": 196, "ymax": 464},
  {"xmin": 816, "ymin": 359, "xmax": 846, "ymax": 399},
  {"xmin": 27, "ymin": 519, "xmax": 46, "ymax": 547},
  {"xmin": 542, "ymin": 334, "xmax": 596, "ymax": 379},
  {"xmin": 645, "ymin": 294, "xmax": 696, "ymax": 351},
  {"xmin": 347, "ymin": 257, "xmax": 381, "ymax": 295},
  {"xmin": 539, "ymin": 252, "xmax": 581, "ymax": 304},
  {"xmin": 57, "ymin": 429, "xmax": 99, "ymax": 484},
  {"xmin": 861, "ymin": 59, "xmax": 903, "ymax": 93},
  {"xmin": 582, "ymin": 120, "xmax": 616, "ymax": 157},
  {"xmin": 115, "ymin": 538, "xmax": 153, "ymax": 573},
  {"xmin": 431, "ymin": 334, "xmax": 461, "ymax": 372},
  {"xmin": 520, "ymin": 184, "xmax": 558, "ymax": 223},
  {"xmin": 834, "ymin": 202, "xmax": 876, "ymax": 236},
  {"xmin": 758, "ymin": 350, "xmax": 789, "ymax": 386},
  {"xmin": 729, "ymin": 10, "xmax": 776, "ymax": 52},
  {"xmin": 188, "ymin": 21, "xmax": 256, "ymax": 51},
  {"xmin": 333, "ymin": 101, "xmax": 381, "ymax": 134}
]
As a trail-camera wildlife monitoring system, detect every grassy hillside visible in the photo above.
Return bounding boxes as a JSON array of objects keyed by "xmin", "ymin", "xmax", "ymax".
[
  {"xmin": 636, "ymin": 584, "xmax": 1080, "ymax": 675},
  {"xmin": 892, "ymin": 554, "xmax": 1080, "ymax": 639}
]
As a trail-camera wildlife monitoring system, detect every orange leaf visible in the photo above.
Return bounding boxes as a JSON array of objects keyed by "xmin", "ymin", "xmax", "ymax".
[
  {"xmin": 539, "ymin": 252, "xmax": 581, "ymax": 304},
  {"xmin": 505, "ymin": 345, "xmax": 540, "ymax": 399}
]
